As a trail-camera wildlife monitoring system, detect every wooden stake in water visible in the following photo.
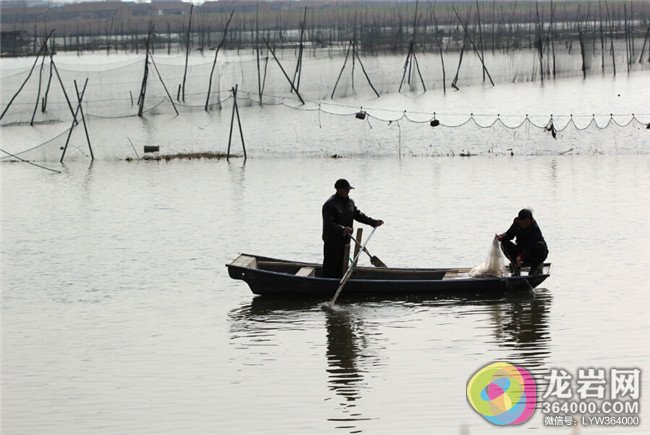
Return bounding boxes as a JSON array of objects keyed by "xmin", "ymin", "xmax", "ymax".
[
  {"xmin": 60, "ymin": 80, "xmax": 89, "ymax": 163},
  {"xmin": 578, "ymin": 23, "xmax": 587, "ymax": 79},
  {"xmin": 1, "ymin": 29, "xmax": 53, "ymax": 121},
  {"xmin": 535, "ymin": 1, "xmax": 544, "ymax": 83},
  {"xmin": 206, "ymin": 10, "xmax": 234, "ymax": 111},
  {"xmin": 74, "ymin": 79, "xmax": 94, "ymax": 160},
  {"xmin": 148, "ymin": 51, "xmax": 179, "ymax": 116},
  {"xmin": 256, "ymin": 5, "xmax": 262, "ymax": 106},
  {"xmin": 291, "ymin": 7, "xmax": 308, "ymax": 95},
  {"xmin": 226, "ymin": 85, "xmax": 247, "ymax": 160},
  {"xmin": 181, "ymin": 3, "xmax": 194, "ymax": 102},
  {"xmin": 331, "ymin": 41, "xmax": 352, "ymax": 98},
  {"xmin": 263, "ymin": 38, "xmax": 305, "ymax": 105},
  {"xmin": 606, "ymin": 1, "xmax": 616, "ymax": 76},
  {"xmin": 432, "ymin": 8, "xmax": 446, "ymax": 94},
  {"xmin": 639, "ymin": 25, "xmax": 650, "ymax": 64},
  {"xmin": 137, "ymin": 30, "xmax": 154, "ymax": 117},
  {"xmin": 399, "ymin": 1, "xmax": 426, "ymax": 92},
  {"xmin": 42, "ymin": 51, "xmax": 53, "ymax": 112},
  {"xmin": 453, "ymin": 7, "xmax": 495, "ymax": 87},
  {"xmin": 30, "ymin": 49, "xmax": 45, "ymax": 126},
  {"xmin": 45, "ymin": 43, "xmax": 77, "ymax": 122}
]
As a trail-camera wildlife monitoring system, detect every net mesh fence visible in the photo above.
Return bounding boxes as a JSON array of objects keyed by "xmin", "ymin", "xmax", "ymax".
[{"xmin": 1, "ymin": 45, "xmax": 649, "ymax": 162}]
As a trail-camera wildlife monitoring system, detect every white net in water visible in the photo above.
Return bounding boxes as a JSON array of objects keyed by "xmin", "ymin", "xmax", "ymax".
[
  {"xmin": 469, "ymin": 237, "xmax": 506, "ymax": 278},
  {"xmin": 2, "ymin": 49, "xmax": 648, "ymax": 162}
]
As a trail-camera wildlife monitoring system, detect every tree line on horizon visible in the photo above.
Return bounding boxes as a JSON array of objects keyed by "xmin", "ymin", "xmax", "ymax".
[{"xmin": 1, "ymin": 0, "xmax": 648, "ymax": 58}]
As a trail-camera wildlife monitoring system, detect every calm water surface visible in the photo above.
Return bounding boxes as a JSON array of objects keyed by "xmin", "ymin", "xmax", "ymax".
[{"xmin": 2, "ymin": 155, "xmax": 649, "ymax": 434}]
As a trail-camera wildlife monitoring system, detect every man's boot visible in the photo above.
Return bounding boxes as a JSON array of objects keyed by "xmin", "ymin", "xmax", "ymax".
[
  {"xmin": 529, "ymin": 263, "xmax": 543, "ymax": 276},
  {"xmin": 509, "ymin": 263, "xmax": 521, "ymax": 276}
]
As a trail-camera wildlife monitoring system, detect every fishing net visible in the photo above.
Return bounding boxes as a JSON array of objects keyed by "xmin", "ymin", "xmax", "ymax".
[
  {"xmin": 469, "ymin": 237, "xmax": 506, "ymax": 278},
  {"xmin": 1, "ymin": 45, "xmax": 648, "ymax": 162}
]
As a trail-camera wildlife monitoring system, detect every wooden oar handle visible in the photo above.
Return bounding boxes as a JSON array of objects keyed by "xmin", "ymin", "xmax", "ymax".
[{"xmin": 329, "ymin": 227, "xmax": 378, "ymax": 305}]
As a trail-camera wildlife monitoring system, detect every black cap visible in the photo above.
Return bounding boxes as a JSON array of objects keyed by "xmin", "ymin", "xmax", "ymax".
[
  {"xmin": 518, "ymin": 209, "xmax": 533, "ymax": 220},
  {"xmin": 334, "ymin": 179, "xmax": 354, "ymax": 190}
]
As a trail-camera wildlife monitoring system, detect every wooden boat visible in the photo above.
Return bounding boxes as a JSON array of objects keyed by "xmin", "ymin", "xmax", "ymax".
[{"xmin": 227, "ymin": 254, "xmax": 551, "ymax": 298}]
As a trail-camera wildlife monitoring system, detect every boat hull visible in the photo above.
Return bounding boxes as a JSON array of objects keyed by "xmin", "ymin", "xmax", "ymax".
[{"xmin": 227, "ymin": 254, "xmax": 550, "ymax": 298}]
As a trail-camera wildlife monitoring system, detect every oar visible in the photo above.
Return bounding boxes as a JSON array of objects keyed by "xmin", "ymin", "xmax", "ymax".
[
  {"xmin": 326, "ymin": 226, "xmax": 378, "ymax": 307},
  {"xmin": 348, "ymin": 233, "xmax": 387, "ymax": 267}
]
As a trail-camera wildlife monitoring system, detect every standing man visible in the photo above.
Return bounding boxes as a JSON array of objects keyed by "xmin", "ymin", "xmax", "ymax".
[
  {"xmin": 322, "ymin": 179, "xmax": 384, "ymax": 278},
  {"xmin": 496, "ymin": 208, "xmax": 548, "ymax": 276}
]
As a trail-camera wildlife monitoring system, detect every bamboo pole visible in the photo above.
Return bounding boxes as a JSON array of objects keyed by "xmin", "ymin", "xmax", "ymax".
[
  {"xmin": 149, "ymin": 51, "xmax": 179, "ymax": 116},
  {"xmin": 331, "ymin": 41, "xmax": 353, "ymax": 98},
  {"xmin": 73, "ymin": 79, "xmax": 93, "ymax": 160},
  {"xmin": 45, "ymin": 44, "xmax": 78, "ymax": 123},
  {"xmin": 624, "ymin": 3, "xmax": 630, "ymax": 72},
  {"xmin": 263, "ymin": 38, "xmax": 305, "ymax": 104},
  {"xmin": 491, "ymin": 0, "xmax": 496, "ymax": 54},
  {"xmin": 226, "ymin": 84, "xmax": 246, "ymax": 160},
  {"xmin": 398, "ymin": 1, "xmax": 420, "ymax": 91},
  {"xmin": 452, "ymin": 7, "xmax": 495, "ymax": 86},
  {"xmin": 507, "ymin": 1, "xmax": 518, "ymax": 53},
  {"xmin": 261, "ymin": 53, "xmax": 269, "ymax": 98},
  {"xmin": 181, "ymin": 3, "xmax": 194, "ymax": 102},
  {"xmin": 291, "ymin": 7, "xmax": 308, "ymax": 94},
  {"xmin": 353, "ymin": 44, "xmax": 381, "ymax": 97},
  {"xmin": 42, "ymin": 51, "xmax": 53, "ymax": 112},
  {"xmin": 256, "ymin": 4, "xmax": 262, "ymax": 106},
  {"xmin": 606, "ymin": 1, "xmax": 616, "ymax": 76},
  {"xmin": 451, "ymin": 35, "xmax": 467, "ymax": 90},
  {"xmin": 535, "ymin": 1, "xmax": 544, "ymax": 82},
  {"xmin": 399, "ymin": 42, "xmax": 413, "ymax": 91},
  {"xmin": 476, "ymin": 0, "xmax": 486, "ymax": 82},
  {"xmin": 30, "ymin": 50, "xmax": 45, "ymax": 126},
  {"xmin": 630, "ymin": 2, "xmax": 635, "ymax": 62},
  {"xmin": 60, "ymin": 80, "xmax": 88, "ymax": 163},
  {"xmin": 639, "ymin": 24, "xmax": 650, "ymax": 64},
  {"xmin": 1, "ymin": 30, "xmax": 53, "ymax": 121},
  {"xmin": 412, "ymin": 47, "xmax": 426, "ymax": 91},
  {"xmin": 351, "ymin": 13, "xmax": 357, "ymax": 91},
  {"xmin": 233, "ymin": 90, "xmax": 247, "ymax": 160},
  {"xmin": 432, "ymin": 8, "xmax": 446, "ymax": 93},
  {"xmin": 546, "ymin": 0, "xmax": 557, "ymax": 77},
  {"xmin": 578, "ymin": 23, "xmax": 587, "ymax": 79},
  {"xmin": 137, "ymin": 29, "xmax": 154, "ymax": 116},
  {"xmin": 206, "ymin": 10, "xmax": 234, "ymax": 111},
  {"xmin": 599, "ymin": 1, "xmax": 606, "ymax": 71}
]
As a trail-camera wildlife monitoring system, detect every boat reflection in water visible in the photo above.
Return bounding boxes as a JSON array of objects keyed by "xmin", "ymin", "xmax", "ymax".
[
  {"xmin": 487, "ymin": 290, "xmax": 553, "ymax": 375},
  {"xmin": 324, "ymin": 308, "xmax": 366, "ymax": 403},
  {"xmin": 228, "ymin": 290, "xmax": 552, "ymax": 430}
]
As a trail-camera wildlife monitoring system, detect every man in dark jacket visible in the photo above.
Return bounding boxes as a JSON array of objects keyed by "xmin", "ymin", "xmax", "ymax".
[
  {"xmin": 322, "ymin": 179, "xmax": 384, "ymax": 278},
  {"xmin": 496, "ymin": 209, "xmax": 548, "ymax": 276}
]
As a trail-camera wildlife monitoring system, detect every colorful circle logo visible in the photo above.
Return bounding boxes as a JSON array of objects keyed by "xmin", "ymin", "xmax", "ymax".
[{"xmin": 466, "ymin": 361, "xmax": 537, "ymax": 425}]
